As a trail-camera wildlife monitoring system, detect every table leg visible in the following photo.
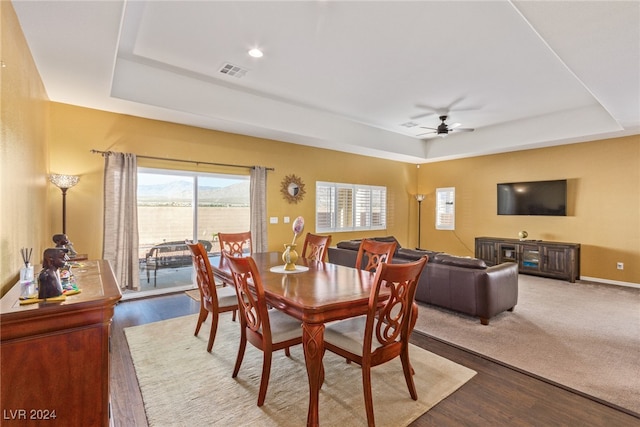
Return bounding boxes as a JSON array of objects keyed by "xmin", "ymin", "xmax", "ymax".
[{"xmin": 302, "ymin": 322, "xmax": 324, "ymax": 427}]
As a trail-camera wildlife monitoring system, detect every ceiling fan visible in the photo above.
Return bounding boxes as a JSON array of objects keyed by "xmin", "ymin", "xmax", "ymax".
[{"xmin": 417, "ymin": 115, "xmax": 475, "ymax": 138}]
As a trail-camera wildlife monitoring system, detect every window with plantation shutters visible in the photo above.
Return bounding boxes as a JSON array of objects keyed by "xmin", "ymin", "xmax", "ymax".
[
  {"xmin": 316, "ymin": 182, "xmax": 386, "ymax": 233},
  {"xmin": 435, "ymin": 187, "xmax": 455, "ymax": 230}
]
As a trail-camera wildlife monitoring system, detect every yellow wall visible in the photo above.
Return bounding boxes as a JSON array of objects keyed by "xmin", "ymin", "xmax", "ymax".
[
  {"xmin": 48, "ymin": 103, "xmax": 417, "ymax": 262},
  {"xmin": 418, "ymin": 136, "xmax": 640, "ymax": 283},
  {"xmin": 1, "ymin": 2, "xmax": 51, "ymax": 295}
]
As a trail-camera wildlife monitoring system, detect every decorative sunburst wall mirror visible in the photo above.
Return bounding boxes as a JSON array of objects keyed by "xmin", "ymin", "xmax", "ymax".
[{"xmin": 281, "ymin": 174, "xmax": 306, "ymax": 203}]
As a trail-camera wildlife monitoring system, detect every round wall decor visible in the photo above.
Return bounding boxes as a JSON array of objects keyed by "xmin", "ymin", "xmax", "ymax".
[{"xmin": 281, "ymin": 174, "xmax": 306, "ymax": 203}]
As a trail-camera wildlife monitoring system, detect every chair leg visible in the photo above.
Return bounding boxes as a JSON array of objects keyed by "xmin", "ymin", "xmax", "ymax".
[
  {"xmin": 257, "ymin": 350, "xmax": 273, "ymax": 407},
  {"xmin": 232, "ymin": 330, "xmax": 247, "ymax": 378},
  {"xmin": 362, "ymin": 365, "xmax": 375, "ymax": 427},
  {"xmin": 284, "ymin": 347, "xmax": 291, "ymax": 357},
  {"xmin": 408, "ymin": 302, "xmax": 419, "ymax": 376},
  {"xmin": 400, "ymin": 347, "xmax": 418, "ymax": 400},
  {"xmin": 207, "ymin": 314, "xmax": 219, "ymax": 352},
  {"xmin": 194, "ymin": 307, "xmax": 208, "ymax": 336},
  {"xmin": 232, "ymin": 309, "xmax": 237, "ymax": 322}
]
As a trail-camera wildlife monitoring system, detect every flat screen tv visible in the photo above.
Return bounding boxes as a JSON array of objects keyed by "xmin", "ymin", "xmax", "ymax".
[{"xmin": 497, "ymin": 180, "xmax": 567, "ymax": 216}]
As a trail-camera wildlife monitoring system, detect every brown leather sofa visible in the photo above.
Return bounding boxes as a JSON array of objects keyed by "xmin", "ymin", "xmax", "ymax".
[{"xmin": 327, "ymin": 237, "xmax": 519, "ymax": 325}]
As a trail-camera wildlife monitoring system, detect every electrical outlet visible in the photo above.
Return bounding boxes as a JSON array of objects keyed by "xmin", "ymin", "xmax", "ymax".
[{"xmin": 617, "ymin": 262, "xmax": 624, "ymax": 270}]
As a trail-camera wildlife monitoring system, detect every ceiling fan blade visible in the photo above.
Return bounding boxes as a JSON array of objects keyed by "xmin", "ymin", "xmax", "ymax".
[
  {"xmin": 410, "ymin": 111, "xmax": 436, "ymax": 120},
  {"xmin": 419, "ymin": 126, "xmax": 438, "ymax": 130},
  {"xmin": 448, "ymin": 122, "xmax": 462, "ymax": 129},
  {"xmin": 451, "ymin": 128, "xmax": 475, "ymax": 133}
]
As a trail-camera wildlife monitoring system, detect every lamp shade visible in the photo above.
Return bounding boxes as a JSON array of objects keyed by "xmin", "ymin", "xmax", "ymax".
[
  {"xmin": 49, "ymin": 174, "xmax": 79, "ymax": 189},
  {"xmin": 415, "ymin": 194, "xmax": 425, "ymax": 202}
]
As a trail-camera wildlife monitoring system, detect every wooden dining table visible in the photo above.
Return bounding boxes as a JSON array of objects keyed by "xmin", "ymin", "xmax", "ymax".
[{"xmin": 211, "ymin": 251, "xmax": 378, "ymax": 427}]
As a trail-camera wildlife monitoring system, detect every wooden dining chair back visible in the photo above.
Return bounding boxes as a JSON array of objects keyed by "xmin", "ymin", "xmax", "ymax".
[
  {"xmin": 185, "ymin": 241, "xmax": 238, "ymax": 352},
  {"xmin": 323, "ymin": 256, "xmax": 428, "ymax": 427},
  {"xmin": 301, "ymin": 233, "xmax": 332, "ymax": 261},
  {"xmin": 224, "ymin": 254, "xmax": 303, "ymax": 407},
  {"xmin": 355, "ymin": 239, "xmax": 397, "ymax": 272},
  {"xmin": 217, "ymin": 231, "xmax": 252, "ymax": 257}
]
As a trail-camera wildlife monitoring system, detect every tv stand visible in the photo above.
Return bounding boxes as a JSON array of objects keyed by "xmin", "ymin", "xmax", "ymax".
[{"xmin": 475, "ymin": 237, "xmax": 580, "ymax": 282}]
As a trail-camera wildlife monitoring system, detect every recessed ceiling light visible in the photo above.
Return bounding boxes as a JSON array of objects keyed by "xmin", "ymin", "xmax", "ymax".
[{"xmin": 248, "ymin": 48, "xmax": 263, "ymax": 58}]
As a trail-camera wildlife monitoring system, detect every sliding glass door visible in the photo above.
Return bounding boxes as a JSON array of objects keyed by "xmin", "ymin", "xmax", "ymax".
[{"xmin": 137, "ymin": 168, "xmax": 249, "ymax": 292}]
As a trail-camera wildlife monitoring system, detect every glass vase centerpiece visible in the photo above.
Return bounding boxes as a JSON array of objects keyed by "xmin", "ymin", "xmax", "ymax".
[{"xmin": 283, "ymin": 216, "xmax": 304, "ymax": 271}]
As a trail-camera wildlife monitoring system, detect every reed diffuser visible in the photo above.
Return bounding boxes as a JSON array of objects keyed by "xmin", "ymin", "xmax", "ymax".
[{"xmin": 20, "ymin": 247, "xmax": 35, "ymax": 298}]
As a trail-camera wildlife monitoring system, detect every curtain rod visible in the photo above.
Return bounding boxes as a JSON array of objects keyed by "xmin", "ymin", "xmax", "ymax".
[{"xmin": 90, "ymin": 150, "xmax": 274, "ymax": 171}]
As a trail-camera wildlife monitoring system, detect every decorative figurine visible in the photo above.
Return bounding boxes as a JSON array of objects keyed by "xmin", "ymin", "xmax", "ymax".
[
  {"xmin": 53, "ymin": 233, "xmax": 77, "ymax": 257},
  {"xmin": 38, "ymin": 248, "xmax": 66, "ymax": 299}
]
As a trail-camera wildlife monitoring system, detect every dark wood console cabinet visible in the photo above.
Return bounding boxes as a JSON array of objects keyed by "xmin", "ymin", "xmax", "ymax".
[
  {"xmin": 0, "ymin": 260, "xmax": 121, "ymax": 426},
  {"xmin": 475, "ymin": 237, "xmax": 580, "ymax": 282}
]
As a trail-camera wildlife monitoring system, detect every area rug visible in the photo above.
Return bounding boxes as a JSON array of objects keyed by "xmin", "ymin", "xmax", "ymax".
[
  {"xmin": 125, "ymin": 313, "xmax": 476, "ymax": 427},
  {"xmin": 413, "ymin": 274, "xmax": 640, "ymax": 415}
]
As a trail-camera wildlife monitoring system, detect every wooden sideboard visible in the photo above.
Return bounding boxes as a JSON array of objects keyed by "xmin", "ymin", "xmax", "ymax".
[
  {"xmin": 475, "ymin": 237, "xmax": 580, "ymax": 282},
  {"xmin": 1, "ymin": 260, "xmax": 121, "ymax": 426}
]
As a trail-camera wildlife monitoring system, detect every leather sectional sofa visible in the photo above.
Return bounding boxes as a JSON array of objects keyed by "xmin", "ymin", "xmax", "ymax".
[{"xmin": 327, "ymin": 236, "xmax": 519, "ymax": 325}]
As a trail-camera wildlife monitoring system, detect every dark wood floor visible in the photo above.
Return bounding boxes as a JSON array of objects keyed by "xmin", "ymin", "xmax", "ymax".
[{"xmin": 110, "ymin": 293, "xmax": 639, "ymax": 427}]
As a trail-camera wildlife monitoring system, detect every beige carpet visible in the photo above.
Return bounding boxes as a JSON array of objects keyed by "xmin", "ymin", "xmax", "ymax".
[
  {"xmin": 125, "ymin": 313, "xmax": 476, "ymax": 427},
  {"xmin": 413, "ymin": 274, "xmax": 640, "ymax": 415}
]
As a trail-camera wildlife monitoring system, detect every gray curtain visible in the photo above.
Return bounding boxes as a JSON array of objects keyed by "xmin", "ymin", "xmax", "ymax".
[
  {"xmin": 102, "ymin": 152, "xmax": 139, "ymax": 290},
  {"xmin": 250, "ymin": 166, "xmax": 267, "ymax": 252}
]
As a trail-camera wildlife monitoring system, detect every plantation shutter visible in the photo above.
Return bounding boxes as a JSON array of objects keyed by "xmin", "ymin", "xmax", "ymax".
[
  {"xmin": 316, "ymin": 183, "xmax": 335, "ymax": 232},
  {"xmin": 336, "ymin": 185, "xmax": 353, "ymax": 230}
]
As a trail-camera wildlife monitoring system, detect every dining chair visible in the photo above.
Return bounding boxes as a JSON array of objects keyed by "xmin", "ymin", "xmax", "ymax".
[
  {"xmin": 301, "ymin": 232, "xmax": 332, "ymax": 261},
  {"xmin": 224, "ymin": 254, "xmax": 303, "ymax": 407},
  {"xmin": 355, "ymin": 239, "xmax": 397, "ymax": 272},
  {"xmin": 217, "ymin": 231, "xmax": 252, "ymax": 257},
  {"xmin": 323, "ymin": 256, "xmax": 428, "ymax": 427},
  {"xmin": 185, "ymin": 241, "xmax": 238, "ymax": 352}
]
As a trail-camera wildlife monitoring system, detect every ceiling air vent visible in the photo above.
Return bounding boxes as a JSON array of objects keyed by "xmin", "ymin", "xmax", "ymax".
[
  {"xmin": 400, "ymin": 121, "xmax": 419, "ymax": 128},
  {"xmin": 218, "ymin": 63, "xmax": 248, "ymax": 78}
]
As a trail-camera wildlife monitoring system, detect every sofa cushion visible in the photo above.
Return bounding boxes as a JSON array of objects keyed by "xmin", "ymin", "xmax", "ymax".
[
  {"xmin": 396, "ymin": 248, "xmax": 441, "ymax": 262},
  {"xmin": 336, "ymin": 236, "xmax": 401, "ymax": 255},
  {"xmin": 336, "ymin": 240, "xmax": 362, "ymax": 251},
  {"xmin": 432, "ymin": 253, "xmax": 487, "ymax": 269}
]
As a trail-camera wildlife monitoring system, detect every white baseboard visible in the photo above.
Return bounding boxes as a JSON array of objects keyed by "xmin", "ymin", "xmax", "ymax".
[{"xmin": 579, "ymin": 276, "xmax": 640, "ymax": 289}]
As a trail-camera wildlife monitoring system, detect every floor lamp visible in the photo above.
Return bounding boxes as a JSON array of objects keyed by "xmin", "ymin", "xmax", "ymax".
[
  {"xmin": 415, "ymin": 194, "xmax": 425, "ymax": 249},
  {"xmin": 49, "ymin": 174, "xmax": 80, "ymax": 234}
]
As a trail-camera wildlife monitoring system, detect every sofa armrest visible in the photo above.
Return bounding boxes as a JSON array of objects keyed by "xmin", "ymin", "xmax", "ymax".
[{"xmin": 477, "ymin": 262, "xmax": 519, "ymax": 322}]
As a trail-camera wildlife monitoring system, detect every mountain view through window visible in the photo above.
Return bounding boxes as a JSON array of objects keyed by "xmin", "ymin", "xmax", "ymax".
[{"xmin": 137, "ymin": 169, "xmax": 249, "ymax": 291}]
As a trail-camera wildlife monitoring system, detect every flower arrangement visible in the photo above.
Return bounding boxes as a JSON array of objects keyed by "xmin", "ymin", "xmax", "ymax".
[{"xmin": 291, "ymin": 216, "xmax": 305, "ymax": 244}]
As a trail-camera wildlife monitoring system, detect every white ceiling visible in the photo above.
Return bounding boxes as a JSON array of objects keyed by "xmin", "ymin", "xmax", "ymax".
[{"xmin": 12, "ymin": 0, "xmax": 640, "ymax": 163}]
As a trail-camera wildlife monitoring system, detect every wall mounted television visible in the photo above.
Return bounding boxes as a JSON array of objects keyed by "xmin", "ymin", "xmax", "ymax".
[{"xmin": 497, "ymin": 179, "xmax": 567, "ymax": 216}]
